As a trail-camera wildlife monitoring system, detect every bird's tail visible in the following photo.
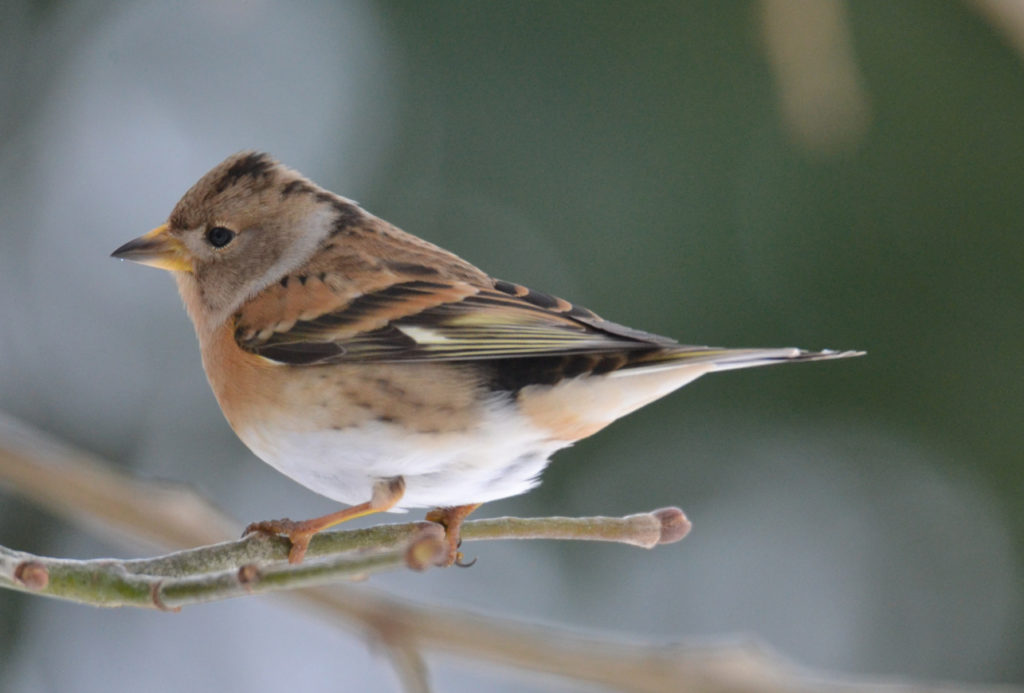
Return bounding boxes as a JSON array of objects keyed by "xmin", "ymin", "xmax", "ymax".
[{"xmin": 614, "ymin": 346, "xmax": 865, "ymax": 376}]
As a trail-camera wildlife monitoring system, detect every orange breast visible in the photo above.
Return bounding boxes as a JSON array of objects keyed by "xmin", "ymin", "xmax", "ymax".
[{"xmin": 199, "ymin": 322, "xmax": 282, "ymax": 433}]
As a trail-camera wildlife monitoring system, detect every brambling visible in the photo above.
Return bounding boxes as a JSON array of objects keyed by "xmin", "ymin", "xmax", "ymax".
[{"xmin": 112, "ymin": 152, "xmax": 862, "ymax": 565}]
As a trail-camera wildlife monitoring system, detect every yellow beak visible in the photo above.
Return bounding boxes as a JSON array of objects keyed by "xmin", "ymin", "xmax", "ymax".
[{"xmin": 111, "ymin": 224, "xmax": 193, "ymax": 273}]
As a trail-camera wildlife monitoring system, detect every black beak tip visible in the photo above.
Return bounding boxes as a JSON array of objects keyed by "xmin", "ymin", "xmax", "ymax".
[{"xmin": 110, "ymin": 237, "xmax": 145, "ymax": 260}]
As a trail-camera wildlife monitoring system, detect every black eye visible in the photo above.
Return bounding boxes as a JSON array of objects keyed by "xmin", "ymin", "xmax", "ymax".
[{"xmin": 205, "ymin": 226, "xmax": 235, "ymax": 248}]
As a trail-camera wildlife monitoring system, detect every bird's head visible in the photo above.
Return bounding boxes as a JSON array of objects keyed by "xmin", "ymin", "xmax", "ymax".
[{"xmin": 112, "ymin": 152, "xmax": 360, "ymax": 329}]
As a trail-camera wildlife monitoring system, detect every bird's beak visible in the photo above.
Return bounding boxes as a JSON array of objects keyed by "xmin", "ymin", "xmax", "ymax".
[{"xmin": 111, "ymin": 224, "xmax": 193, "ymax": 273}]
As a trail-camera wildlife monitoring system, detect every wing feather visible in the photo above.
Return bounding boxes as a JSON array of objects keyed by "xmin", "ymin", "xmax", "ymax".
[{"xmin": 236, "ymin": 277, "xmax": 678, "ymax": 365}]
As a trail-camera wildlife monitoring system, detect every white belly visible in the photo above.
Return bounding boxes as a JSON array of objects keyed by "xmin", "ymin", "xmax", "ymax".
[
  {"xmin": 233, "ymin": 361, "xmax": 718, "ymax": 510},
  {"xmin": 236, "ymin": 398, "xmax": 570, "ymax": 510}
]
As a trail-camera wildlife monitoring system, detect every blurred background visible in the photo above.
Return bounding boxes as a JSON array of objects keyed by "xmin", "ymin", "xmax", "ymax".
[{"xmin": 1, "ymin": 1, "xmax": 1022, "ymax": 690}]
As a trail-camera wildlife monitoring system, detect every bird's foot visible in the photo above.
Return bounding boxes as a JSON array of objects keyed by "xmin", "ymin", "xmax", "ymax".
[
  {"xmin": 243, "ymin": 518, "xmax": 316, "ymax": 564},
  {"xmin": 244, "ymin": 476, "xmax": 407, "ymax": 564},
  {"xmin": 425, "ymin": 503, "xmax": 482, "ymax": 567}
]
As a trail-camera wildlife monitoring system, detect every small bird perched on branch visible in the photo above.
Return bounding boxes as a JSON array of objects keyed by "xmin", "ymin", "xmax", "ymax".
[{"xmin": 112, "ymin": 152, "xmax": 862, "ymax": 566}]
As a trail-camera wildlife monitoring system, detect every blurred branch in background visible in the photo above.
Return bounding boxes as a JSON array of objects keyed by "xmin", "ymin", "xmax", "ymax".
[
  {"xmin": 0, "ymin": 411, "xmax": 1014, "ymax": 693},
  {"xmin": 759, "ymin": 0, "xmax": 871, "ymax": 156},
  {"xmin": 0, "ymin": 412, "xmax": 236, "ymax": 550},
  {"xmin": 968, "ymin": 0, "xmax": 1024, "ymax": 57}
]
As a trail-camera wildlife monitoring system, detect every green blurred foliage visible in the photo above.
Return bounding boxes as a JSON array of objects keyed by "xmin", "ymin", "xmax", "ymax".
[{"xmin": 371, "ymin": 0, "xmax": 1023, "ymax": 512}]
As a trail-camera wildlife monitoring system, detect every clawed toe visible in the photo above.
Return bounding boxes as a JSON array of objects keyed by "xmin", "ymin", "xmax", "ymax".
[
  {"xmin": 424, "ymin": 503, "xmax": 482, "ymax": 568},
  {"xmin": 454, "ymin": 552, "xmax": 477, "ymax": 568}
]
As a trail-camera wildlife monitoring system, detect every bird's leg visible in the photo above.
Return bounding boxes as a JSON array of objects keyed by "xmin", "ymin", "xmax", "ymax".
[
  {"xmin": 424, "ymin": 503, "xmax": 482, "ymax": 567},
  {"xmin": 244, "ymin": 476, "xmax": 405, "ymax": 564}
]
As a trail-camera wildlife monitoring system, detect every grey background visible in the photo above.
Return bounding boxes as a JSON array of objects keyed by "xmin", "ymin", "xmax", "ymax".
[{"xmin": 1, "ymin": 1, "xmax": 1021, "ymax": 690}]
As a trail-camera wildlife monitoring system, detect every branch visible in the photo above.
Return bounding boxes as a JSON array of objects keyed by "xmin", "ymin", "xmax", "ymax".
[
  {"xmin": 0, "ymin": 508, "xmax": 687, "ymax": 610},
  {"xmin": 1, "ymin": 411, "xmax": 1011, "ymax": 693},
  {"xmin": 0, "ymin": 411, "xmax": 235, "ymax": 548},
  {"xmin": 969, "ymin": 0, "xmax": 1024, "ymax": 59},
  {"xmin": 759, "ymin": 0, "xmax": 871, "ymax": 155}
]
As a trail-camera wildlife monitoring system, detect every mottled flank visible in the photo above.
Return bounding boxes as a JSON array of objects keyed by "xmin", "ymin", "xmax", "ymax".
[{"xmin": 212, "ymin": 152, "xmax": 274, "ymax": 195}]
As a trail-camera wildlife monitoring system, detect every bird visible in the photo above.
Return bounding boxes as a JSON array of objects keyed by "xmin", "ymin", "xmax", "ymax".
[{"xmin": 112, "ymin": 151, "xmax": 862, "ymax": 566}]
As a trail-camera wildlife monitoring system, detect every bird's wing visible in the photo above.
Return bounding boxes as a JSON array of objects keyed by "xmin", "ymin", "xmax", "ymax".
[{"xmin": 234, "ymin": 277, "xmax": 679, "ymax": 365}]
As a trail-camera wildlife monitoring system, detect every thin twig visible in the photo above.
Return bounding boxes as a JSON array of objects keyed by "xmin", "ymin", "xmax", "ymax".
[
  {"xmin": 0, "ymin": 507, "xmax": 687, "ymax": 610},
  {"xmin": 0, "ymin": 537, "xmax": 428, "ymax": 610}
]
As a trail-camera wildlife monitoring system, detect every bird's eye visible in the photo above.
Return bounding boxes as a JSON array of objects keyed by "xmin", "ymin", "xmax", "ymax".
[{"xmin": 205, "ymin": 226, "xmax": 235, "ymax": 248}]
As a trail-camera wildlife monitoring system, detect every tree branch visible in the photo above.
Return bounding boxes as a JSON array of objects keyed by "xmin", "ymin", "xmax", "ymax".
[
  {"xmin": 0, "ymin": 411, "xmax": 1012, "ymax": 693},
  {"xmin": 0, "ymin": 508, "xmax": 687, "ymax": 609}
]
